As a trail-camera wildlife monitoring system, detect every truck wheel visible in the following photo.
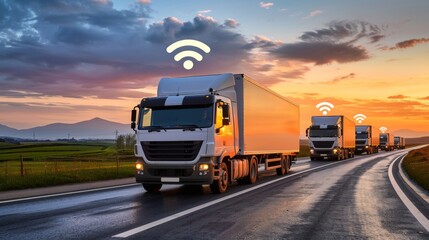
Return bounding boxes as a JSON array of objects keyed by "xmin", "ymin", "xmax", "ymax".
[
  {"xmin": 276, "ymin": 155, "xmax": 288, "ymax": 175},
  {"xmin": 310, "ymin": 157, "xmax": 316, "ymax": 161},
  {"xmin": 210, "ymin": 162, "xmax": 228, "ymax": 193},
  {"xmin": 142, "ymin": 183, "xmax": 162, "ymax": 193},
  {"xmin": 244, "ymin": 156, "xmax": 258, "ymax": 183}
]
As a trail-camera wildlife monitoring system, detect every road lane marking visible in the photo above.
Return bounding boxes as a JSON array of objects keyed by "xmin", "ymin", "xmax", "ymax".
[
  {"xmin": 0, "ymin": 183, "xmax": 140, "ymax": 205},
  {"xmin": 388, "ymin": 154, "xmax": 429, "ymax": 232},
  {"xmin": 113, "ymin": 154, "xmax": 385, "ymax": 238}
]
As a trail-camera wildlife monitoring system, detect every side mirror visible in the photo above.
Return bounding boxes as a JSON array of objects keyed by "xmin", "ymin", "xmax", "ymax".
[
  {"xmin": 306, "ymin": 128, "xmax": 309, "ymax": 137},
  {"xmin": 131, "ymin": 109, "xmax": 137, "ymax": 122},
  {"xmin": 131, "ymin": 109, "xmax": 137, "ymax": 130}
]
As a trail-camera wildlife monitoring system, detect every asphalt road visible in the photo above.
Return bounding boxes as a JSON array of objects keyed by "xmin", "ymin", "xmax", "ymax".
[{"xmin": 0, "ymin": 149, "xmax": 428, "ymax": 240}]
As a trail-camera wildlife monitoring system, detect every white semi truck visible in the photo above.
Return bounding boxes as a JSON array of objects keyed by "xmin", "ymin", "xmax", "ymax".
[
  {"xmin": 394, "ymin": 136, "xmax": 405, "ymax": 149},
  {"xmin": 355, "ymin": 125, "xmax": 379, "ymax": 155},
  {"xmin": 306, "ymin": 115, "xmax": 355, "ymax": 160},
  {"xmin": 131, "ymin": 73, "xmax": 300, "ymax": 193},
  {"xmin": 379, "ymin": 133, "xmax": 394, "ymax": 151}
]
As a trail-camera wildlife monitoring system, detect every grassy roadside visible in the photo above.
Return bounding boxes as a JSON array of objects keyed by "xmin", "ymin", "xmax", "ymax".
[
  {"xmin": 402, "ymin": 145, "xmax": 429, "ymax": 192},
  {"xmin": 0, "ymin": 141, "xmax": 135, "ymax": 191}
]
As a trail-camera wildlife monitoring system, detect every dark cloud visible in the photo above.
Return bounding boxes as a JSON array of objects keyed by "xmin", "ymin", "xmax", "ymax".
[
  {"xmin": 0, "ymin": 2, "xmax": 250, "ymax": 99},
  {"xmin": 272, "ymin": 42, "xmax": 368, "ymax": 65},
  {"xmin": 420, "ymin": 96, "xmax": 429, "ymax": 101},
  {"xmin": 223, "ymin": 19, "xmax": 239, "ymax": 28},
  {"xmin": 388, "ymin": 94, "xmax": 408, "ymax": 99},
  {"xmin": 387, "ymin": 38, "xmax": 429, "ymax": 50},
  {"xmin": 299, "ymin": 20, "xmax": 385, "ymax": 44},
  {"xmin": 330, "ymin": 73, "xmax": 356, "ymax": 83},
  {"xmin": 268, "ymin": 20, "xmax": 385, "ymax": 65}
]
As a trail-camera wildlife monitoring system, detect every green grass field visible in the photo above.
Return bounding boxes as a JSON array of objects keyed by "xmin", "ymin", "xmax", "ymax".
[
  {"xmin": 0, "ymin": 141, "xmax": 135, "ymax": 191},
  {"xmin": 402, "ymin": 145, "xmax": 429, "ymax": 192}
]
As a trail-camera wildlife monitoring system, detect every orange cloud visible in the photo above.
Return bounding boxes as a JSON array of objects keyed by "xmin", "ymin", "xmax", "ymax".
[{"xmin": 388, "ymin": 94, "xmax": 408, "ymax": 99}]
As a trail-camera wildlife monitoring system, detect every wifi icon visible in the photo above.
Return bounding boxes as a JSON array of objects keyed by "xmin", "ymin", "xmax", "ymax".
[
  {"xmin": 316, "ymin": 102, "xmax": 334, "ymax": 115},
  {"xmin": 166, "ymin": 39, "xmax": 211, "ymax": 70},
  {"xmin": 379, "ymin": 127, "xmax": 387, "ymax": 133},
  {"xmin": 353, "ymin": 114, "xmax": 367, "ymax": 123}
]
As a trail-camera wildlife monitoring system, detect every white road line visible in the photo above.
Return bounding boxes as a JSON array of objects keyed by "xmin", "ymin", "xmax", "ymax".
[
  {"xmin": 398, "ymin": 157, "xmax": 429, "ymax": 204},
  {"xmin": 0, "ymin": 183, "xmax": 139, "ymax": 205},
  {"xmin": 388, "ymin": 154, "xmax": 429, "ymax": 232},
  {"xmin": 113, "ymin": 157, "xmax": 375, "ymax": 238}
]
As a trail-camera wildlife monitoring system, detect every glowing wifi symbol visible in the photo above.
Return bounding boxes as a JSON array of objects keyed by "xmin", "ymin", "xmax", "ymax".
[
  {"xmin": 166, "ymin": 39, "xmax": 211, "ymax": 70},
  {"xmin": 353, "ymin": 114, "xmax": 367, "ymax": 123},
  {"xmin": 379, "ymin": 127, "xmax": 387, "ymax": 133},
  {"xmin": 316, "ymin": 102, "xmax": 334, "ymax": 115}
]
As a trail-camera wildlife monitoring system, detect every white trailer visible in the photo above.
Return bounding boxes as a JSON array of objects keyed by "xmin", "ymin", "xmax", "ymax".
[{"xmin": 131, "ymin": 73, "xmax": 300, "ymax": 193}]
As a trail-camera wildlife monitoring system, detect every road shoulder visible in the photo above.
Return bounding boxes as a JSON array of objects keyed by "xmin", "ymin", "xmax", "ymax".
[{"xmin": 0, "ymin": 177, "xmax": 135, "ymax": 202}]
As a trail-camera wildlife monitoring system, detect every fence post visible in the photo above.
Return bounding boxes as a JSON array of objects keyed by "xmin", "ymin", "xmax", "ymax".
[
  {"xmin": 116, "ymin": 155, "xmax": 119, "ymax": 176},
  {"xmin": 20, "ymin": 154, "xmax": 24, "ymax": 177}
]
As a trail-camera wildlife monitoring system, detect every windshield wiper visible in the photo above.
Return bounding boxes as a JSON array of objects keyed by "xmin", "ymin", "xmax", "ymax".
[
  {"xmin": 146, "ymin": 126, "xmax": 167, "ymax": 132},
  {"xmin": 176, "ymin": 124, "xmax": 203, "ymax": 131}
]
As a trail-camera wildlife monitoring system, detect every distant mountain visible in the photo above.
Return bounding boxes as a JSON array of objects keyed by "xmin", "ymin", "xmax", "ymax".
[
  {"xmin": 391, "ymin": 129, "xmax": 429, "ymax": 138},
  {"xmin": 0, "ymin": 118, "xmax": 133, "ymax": 140}
]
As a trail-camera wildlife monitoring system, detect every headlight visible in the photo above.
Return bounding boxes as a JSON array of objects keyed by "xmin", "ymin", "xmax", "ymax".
[
  {"xmin": 310, "ymin": 148, "xmax": 314, "ymax": 154},
  {"xmin": 136, "ymin": 163, "xmax": 143, "ymax": 170},
  {"xmin": 333, "ymin": 148, "xmax": 338, "ymax": 154},
  {"xmin": 365, "ymin": 145, "xmax": 369, "ymax": 149},
  {"xmin": 199, "ymin": 164, "xmax": 209, "ymax": 171}
]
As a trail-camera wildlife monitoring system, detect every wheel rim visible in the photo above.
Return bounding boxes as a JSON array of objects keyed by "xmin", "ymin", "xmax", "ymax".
[{"xmin": 220, "ymin": 166, "xmax": 228, "ymax": 190}]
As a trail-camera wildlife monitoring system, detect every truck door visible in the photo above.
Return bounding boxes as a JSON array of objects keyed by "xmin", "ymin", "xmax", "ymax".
[{"xmin": 214, "ymin": 99, "xmax": 235, "ymax": 158}]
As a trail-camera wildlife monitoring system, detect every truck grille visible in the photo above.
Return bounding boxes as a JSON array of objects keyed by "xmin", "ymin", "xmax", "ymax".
[
  {"xmin": 141, "ymin": 141, "xmax": 203, "ymax": 161},
  {"xmin": 356, "ymin": 140, "xmax": 366, "ymax": 145},
  {"xmin": 312, "ymin": 141, "xmax": 334, "ymax": 148}
]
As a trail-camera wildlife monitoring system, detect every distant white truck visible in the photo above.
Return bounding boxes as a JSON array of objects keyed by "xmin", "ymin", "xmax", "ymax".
[
  {"xmin": 131, "ymin": 73, "xmax": 300, "ymax": 193},
  {"xmin": 306, "ymin": 115, "xmax": 355, "ymax": 160},
  {"xmin": 394, "ymin": 136, "xmax": 405, "ymax": 149},
  {"xmin": 355, "ymin": 125, "xmax": 379, "ymax": 155},
  {"xmin": 379, "ymin": 133, "xmax": 394, "ymax": 151}
]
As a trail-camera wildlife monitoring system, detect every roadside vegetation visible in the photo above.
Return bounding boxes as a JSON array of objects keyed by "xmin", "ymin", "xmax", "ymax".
[
  {"xmin": 297, "ymin": 145, "xmax": 310, "ymax": 158},
  {"xmin": 402, "ymin": 145, "xmax": 429, "ymax": 192},
  {"xmin": 0, "ymin": 134, "xmax": 136, "ymax": 191}
]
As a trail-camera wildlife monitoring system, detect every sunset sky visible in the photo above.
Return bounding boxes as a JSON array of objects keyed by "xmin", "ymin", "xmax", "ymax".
[{"xmin": 1, "ymin": 0, "xmax": 429, "ymax": 137}]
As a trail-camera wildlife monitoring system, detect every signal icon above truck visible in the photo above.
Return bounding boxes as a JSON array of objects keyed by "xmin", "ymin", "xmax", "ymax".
[
  {"xmin": 316, "ymin": 102, "xmax": 334, "ymax": 115},
  {"xmin": 353, "ymin": 114, "xmax": 366, "ymax": 123},
  {"xmin": 379, "ymin": 126, "xmax": 387, "ymax": 133},
  {"xmin": 166, "ymin": 39, "xmax": 211, "ymax": 70}
]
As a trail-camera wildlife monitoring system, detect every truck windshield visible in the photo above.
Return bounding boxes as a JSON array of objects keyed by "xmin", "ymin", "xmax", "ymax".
[
  {"xmin": 309, "ymin": 128, "xmax": 338, "ymax": 137},
  {"xmin": 139, "ymin": 105, "xmax": 213, "ymax": 129},
  {"xmin": 380, "ymin": 135, "xmax": 387, "ymax": 143},
  {"xmin": 356, "ymin": 133, "xmax": 368, "ymax": 139}
]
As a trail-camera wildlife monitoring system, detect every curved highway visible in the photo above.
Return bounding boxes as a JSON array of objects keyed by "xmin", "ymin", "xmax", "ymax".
[{"xmin": 0, "ymin": 148, "xmax": 428, "ymax": 239}]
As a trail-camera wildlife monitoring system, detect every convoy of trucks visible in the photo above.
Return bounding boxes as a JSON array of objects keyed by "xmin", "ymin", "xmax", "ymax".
[
  {"xmin": 379, "ymin": 133, "xmax": 394, "ymax": 151},
  {"xmin": 306, "ymin": 115, "xmax": 355, "ymax": 161},
  {"xmin": 131, "ymin": 73, "xmax": 300, "ymax": 193},
  {"xmin": 394, "ymin": 136, "xmax": 406, "ymax": 149},
  {"xmin": 355, "ymin": 125, "xmax": 379, "ymax": 155},
  {"xmin": 130, "ymin": 73, "xmax": 408, "ymax": 193}
]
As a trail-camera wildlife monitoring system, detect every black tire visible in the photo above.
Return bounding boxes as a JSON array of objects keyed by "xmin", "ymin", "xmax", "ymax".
[
  {"xmin": 210, "ymin": 162, "xmax": 228, "ymax": 193},
  {"xmin": 310, "ymin": 157, "xmax": 316, "ymax": 161},
  {"xmin": 243, "ymin": 156, "xmax": 258, "ymax": 183},
  {"xmin": 142, "ymin": 183, "xmax": 162, "ymax": 193},
  {"xmin": 276, "ymin": 155, "xmax": 287, "ymax": 175}
]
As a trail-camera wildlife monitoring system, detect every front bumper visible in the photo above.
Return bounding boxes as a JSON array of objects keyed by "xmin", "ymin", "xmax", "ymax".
[
  {"xmin": 310, "ymin": 149, "xmax": 340, "ymax": 159},
  {"xmin": 135, "ymin": 157, "xmax": 215, "ymax": 185}
]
